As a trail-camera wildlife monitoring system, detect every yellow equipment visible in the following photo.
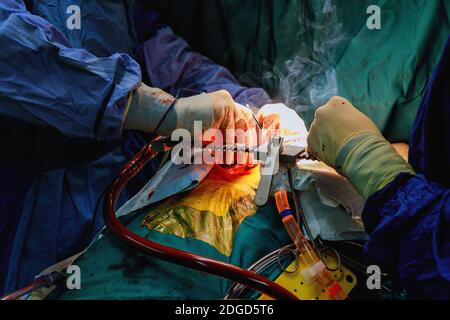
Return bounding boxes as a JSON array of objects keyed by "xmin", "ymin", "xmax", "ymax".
[{"xmin": 259, "ymin": 253, "xmax": 357, "ymax": 300}]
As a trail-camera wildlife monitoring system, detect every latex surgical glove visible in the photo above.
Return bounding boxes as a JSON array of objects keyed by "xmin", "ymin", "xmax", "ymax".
[
  {"xmin": 233, "ymin": 103, "xmax": 259, "ymax": 164},
  {"xmin": 125, "ymin": 84, "xmax": 252, "ymax": 136},
  {"xmin": 257, "ymin": 103, "xmax": 308, "ymax": 146},
  {"xmin": 307, "ymin": 96, "xmax": 415, "ymax": 199},
  {"xmin": 124, "ymin": 84, "xmax": 176, "ymax": 135},
  {"xmin": 125, "ymin": 85, "xmax": 256, "ymax": 164}
]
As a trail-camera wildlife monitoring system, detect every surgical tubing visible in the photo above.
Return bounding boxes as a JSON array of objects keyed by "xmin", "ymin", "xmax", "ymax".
[
  {"xmin": 104, "ymin": 139, "xmax": 298, "ymax": 300},
  {"xmin": 275, "ymin": 191, "xmax": 312, "ymax": 255},
  {"xmin": 1, "ymin": 272, "xmax": 66, "ymax": 300},
  {"xmin": 1, "ymin": 278, "xmax": 48, "ymax": 300},
  {"xmin": 274, "ymin": 190, "xmax": 344, "ymax": 299}
]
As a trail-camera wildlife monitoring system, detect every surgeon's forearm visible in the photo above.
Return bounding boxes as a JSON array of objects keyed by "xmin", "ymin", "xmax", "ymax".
[
  {"xmin": 363, "ymin": 173, "xmax": 450, "ymax": 298},
  {"xmin": 124, "ymin": 85, "xmax": 214, "ymax": 136},
  {"xmin": 0, "ymin": 1, "xmax": 141, "ymax": 141},
  {"xmin": 124, "ymin": 87, "xmax": 175, "ymax": 134},
  {"xmin": 136, "ymin": 26, "xmax": 271, "ymax": 107},
  {"xmin": 337, "ymin": 133, "xmax": 415, "ymax": 199}
]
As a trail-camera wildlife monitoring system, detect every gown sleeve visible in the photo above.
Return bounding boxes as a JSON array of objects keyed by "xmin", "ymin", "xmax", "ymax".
[{"xmin": 0, "ymin": 0, "xmax": 142, "ymax": 141}]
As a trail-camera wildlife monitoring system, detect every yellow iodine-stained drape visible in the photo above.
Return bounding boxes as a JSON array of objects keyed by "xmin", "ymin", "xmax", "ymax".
[{"xmin": 142, "ymin": 166, "xmax": 260, "ymax": 256}]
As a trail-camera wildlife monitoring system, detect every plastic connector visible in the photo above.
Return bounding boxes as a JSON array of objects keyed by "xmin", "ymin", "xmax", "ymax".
[
  {"xmin": 300, "ymin": 260, "xmax": 326, "ymax": 284},
  {"xmin": 275, "ymin": 190, "xmax": 290, "ymax": 213}
]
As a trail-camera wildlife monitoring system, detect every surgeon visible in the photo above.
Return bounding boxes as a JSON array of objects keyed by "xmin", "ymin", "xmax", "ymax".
[
  {"xmin": 307, "ymin": 37, "xmax": 450, "ymax": 299},
  {"xmin": 0, "ymin": 0, "xmax": 274, "ymax": 295}
]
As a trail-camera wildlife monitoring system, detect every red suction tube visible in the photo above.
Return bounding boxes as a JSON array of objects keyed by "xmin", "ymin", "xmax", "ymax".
[{"xmin": 104, "ymin": 139, "xmax": 298, "ymax": 300}]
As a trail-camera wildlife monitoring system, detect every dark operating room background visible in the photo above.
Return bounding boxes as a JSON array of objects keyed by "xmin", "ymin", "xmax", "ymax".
[{"xmin": 144, "ymin": 0, "xmax": 450, "ymax": 142}]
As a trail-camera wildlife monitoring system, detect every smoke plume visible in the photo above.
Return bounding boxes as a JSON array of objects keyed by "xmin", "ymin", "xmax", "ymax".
[{"xmin": 263, "ymin": 0, "xmax": 346, "ymax": 115}]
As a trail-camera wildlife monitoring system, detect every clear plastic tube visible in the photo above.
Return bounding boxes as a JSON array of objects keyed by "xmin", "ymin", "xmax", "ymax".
[{"xmin": 275, "ymin": 190, "xmax": 346, "ymax": 300}]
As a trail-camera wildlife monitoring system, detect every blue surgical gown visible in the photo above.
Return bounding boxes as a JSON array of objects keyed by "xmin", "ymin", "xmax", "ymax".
[
  {"xmin": 363, "ymin": 37, "xmax": 450, "ymax": 299},
  {"xmin": 0, "ymin": 0, "xmax": 270, "ymax": 295}
]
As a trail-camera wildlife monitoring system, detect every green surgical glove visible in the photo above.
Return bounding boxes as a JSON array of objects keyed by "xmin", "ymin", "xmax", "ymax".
[{"xmin": 307, "ymin": 96, "xmax": 415, "ymax": 199}]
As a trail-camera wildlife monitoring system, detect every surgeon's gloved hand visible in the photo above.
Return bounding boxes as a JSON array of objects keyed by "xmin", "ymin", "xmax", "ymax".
[
  {"xmin": 256, "ymin": 104, "xmax": 280, "ymax": 145},
  {"xmin": 124, "ymin": 84, "xmax": 176, "ymax": 135},
  {"xmin": 256, "ymin": 103, "xmax": 308, "ymax": 145},
  {"xmin": 125, "ymin": 85, "xmax": 257, "ymax": 164},
  {"xmin": 307, "ymin": 96, "xmax": 415, "ymax": 199},
  {"xmin": 125, "ymin": 85, "xmax": 253, "ymax": 136}
]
